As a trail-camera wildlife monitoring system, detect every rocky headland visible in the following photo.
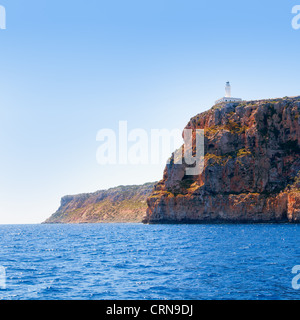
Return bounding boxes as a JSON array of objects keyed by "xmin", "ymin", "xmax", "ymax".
[
  {"xmin": 45, "ymin": 182, "xmax": 155, "ymax": 223},
  {"xmin": 143, "ymin": 96, "xmax": 300, "ymax": 223}
]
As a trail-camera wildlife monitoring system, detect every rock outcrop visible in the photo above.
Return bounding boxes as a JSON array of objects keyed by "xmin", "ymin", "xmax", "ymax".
[
  {"xmin": 45, "ymin": 182, "xmax": 155, "ymax": 223},
  {"xmin": 143, "ymin": 96, "xmax": 300, "ymax": 223}
]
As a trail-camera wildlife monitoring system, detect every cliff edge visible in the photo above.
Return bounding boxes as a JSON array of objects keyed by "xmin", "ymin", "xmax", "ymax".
[
  {"xmin": 143, "ymin": 96, "xmax": 300, "ymax": 223},
  {"xmin": 45, "ymin": 182, "xmax": 155, "ymax": 223}
]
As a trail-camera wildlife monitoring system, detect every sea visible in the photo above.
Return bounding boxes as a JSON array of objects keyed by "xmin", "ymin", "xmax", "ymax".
[{"xmin": 0, "ymin": 223, "xmax": 299, "ymax": 300}]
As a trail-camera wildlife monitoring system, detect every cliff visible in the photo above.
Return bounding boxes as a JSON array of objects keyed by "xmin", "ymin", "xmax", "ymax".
[
  {"xmin": 45, "ymin": 182, "xmax": 155, "ymax": 223},
  {"xmin": 143, "ymin": 96, "xmax": 300, "ymax": 223}
]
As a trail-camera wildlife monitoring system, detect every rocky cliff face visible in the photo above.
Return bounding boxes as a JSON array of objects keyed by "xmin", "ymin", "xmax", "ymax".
[
  {"xmin": 45, "ymin": 183, "xmax": 155, "ymax": 223},
  {"xmin": 144, "ymin": 97, "xmax": 300, "ymax": 223}
]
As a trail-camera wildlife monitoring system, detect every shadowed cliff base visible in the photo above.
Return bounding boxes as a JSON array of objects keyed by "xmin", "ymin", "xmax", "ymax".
[
  {"xmin": 142, "ymin": 219, "xmax": 293, "ymax": 224},
  {"xmin": 144, "ymin": 96, "xmax": 300, "ymax": 224}
]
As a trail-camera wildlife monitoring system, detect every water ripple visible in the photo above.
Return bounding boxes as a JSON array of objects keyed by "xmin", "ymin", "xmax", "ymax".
[{"xmin": 0, "ymin": 223, "xmax": 299, "ymax": 300}]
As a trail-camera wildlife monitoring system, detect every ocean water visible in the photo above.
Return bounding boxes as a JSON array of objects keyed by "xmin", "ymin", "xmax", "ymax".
[{"xmin": 0, "ymin": 223, "xmax": 299, "ymax": 300}]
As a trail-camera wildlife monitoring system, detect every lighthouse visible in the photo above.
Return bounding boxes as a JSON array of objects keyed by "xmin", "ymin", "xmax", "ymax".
[
  {"xmin": 215, "ymin": 82, "xmax": 242, "ymax": 104},
  {"xmin": 225, "ymin": 81, "xmax": 231, "ymax": 98}
]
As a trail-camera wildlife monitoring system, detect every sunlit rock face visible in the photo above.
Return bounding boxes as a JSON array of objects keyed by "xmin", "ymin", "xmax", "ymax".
[
  {"xmin": 144, "ymin": 97, "xmax": 300, "ymax": 223},
  {"xmin": 45, "ymin": 183, "xmax": 156, "ymax": 223}
]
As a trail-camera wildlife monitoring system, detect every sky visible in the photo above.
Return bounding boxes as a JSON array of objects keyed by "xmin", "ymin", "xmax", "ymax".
[{"xmin": 0, "ymin": 0, "xmax": 299, "ymax": 224}]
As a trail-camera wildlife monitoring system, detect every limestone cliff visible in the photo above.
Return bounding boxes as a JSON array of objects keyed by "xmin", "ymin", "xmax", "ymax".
[
  {"xmin": 45, "ymin": 182, "xmax": 155, "ymax": 223},
  {"xmin": 143, "ymin": 96, "xmax": 300, "ymax": 223}
]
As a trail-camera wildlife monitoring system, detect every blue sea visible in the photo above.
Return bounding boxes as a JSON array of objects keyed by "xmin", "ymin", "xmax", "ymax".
[{"xmin": 0, "ymin": 223, "xmax": 299, "ymax": 300}]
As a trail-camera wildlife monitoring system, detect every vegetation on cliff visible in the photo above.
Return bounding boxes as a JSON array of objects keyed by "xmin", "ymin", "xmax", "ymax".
[
  {"xmin": 144, "ymin": 96, "xmax": 300, "ymax": 223},
  {"xmin": 45, "ymin": 182, "xmax": 155, "ymax": 224}
]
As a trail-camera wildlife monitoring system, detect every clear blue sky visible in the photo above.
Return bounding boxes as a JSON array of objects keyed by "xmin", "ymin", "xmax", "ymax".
[{"xmin": 0, "ymin": 0, "xmax": 299, "ymax": 224}]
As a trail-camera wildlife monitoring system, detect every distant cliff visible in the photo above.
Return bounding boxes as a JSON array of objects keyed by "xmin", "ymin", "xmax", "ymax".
[
  {"xmin": 143, "ymin": 96, "xmax": 300, "ymax": 223},
  {"xmin": 45, "ymin": 183, "xmax": 155, "ymax": 223}
]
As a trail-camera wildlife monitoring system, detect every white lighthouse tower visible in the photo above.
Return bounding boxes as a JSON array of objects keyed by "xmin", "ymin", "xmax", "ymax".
[
  {"xmin": 215, "ymin": 81, "xmax": 242, "ymax": 104},
  {"xmin": 225, "ymin": 81, "xmax": 231, "ymax": 98}
]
